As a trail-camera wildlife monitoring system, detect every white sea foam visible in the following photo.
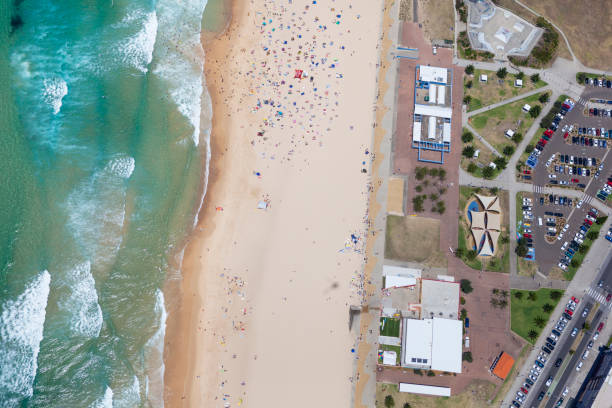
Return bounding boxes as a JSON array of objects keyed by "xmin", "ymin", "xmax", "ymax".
[
  {"xmin": 153, "ymin": 0, "xmax": 207, "ymax": 145},
  {"xmin": 90, "ymin": 386, "xmax": 113, "ymax": 408},
  {"xmin": 0, "ymin": 270, "xmax": 51, "ymax": 399},
  {"xmin": 106, "ymin": 155, "xmax": 136, "ymax": 179},
  {"xmin": 118, "ymin": 11, "xmax": 158, "ymax": 73},
  {"xmin": 43, "ymin": 77, "xmax": 68, "ymax": 114},
  {"xmin": 144, "ymin": 289, "xmax": 167, "ymax": 407},
  {"xmin": 114, "ymin": 375, "xmax": 141, "ymax": 408},
  {"xmin": 59, "ymin": 261, "xmax": 103, "ymax": 338}
]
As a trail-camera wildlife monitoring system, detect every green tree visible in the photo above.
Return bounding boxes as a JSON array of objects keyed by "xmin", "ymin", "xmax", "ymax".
[
  {"xmin": 462, "ymin": 145, "xmax": 476, "ymax": 158},
  {"xmin": 438, "ymin": 168, "xmax": 446, "ymax": 180},
  {"xmin": 403, "ymin": 403, "xmax": 412, "ymax": 408},
  {"xmin": 539, "ymin": 93, "xmax": 550, "ymax": 103},
  {"xmin": 577, "ymin": 72, "xmax": 586, "ymax": 83},
  {"xmin": 460, "ymin": 308, "xmax": 468, "ymax": 320},
  {"xmin": 550, "ymin": 290, "xmax": 562, "ymax": 300},
  {"xmin": 463, "ymin": 95, "xmax": 472, "ymax": 105},
  {"xmin": 531, "ymin": 73, "xmax": 540, "ymax": 83},
  {"xmin": 512, "ymin": 132, "xmax": 523, "ymax": 144},
  {"xmin": 514, "ymin": 291, "xmax": 524, "ymax": 300},
  {"xmin": 542, "ymin": 303, "xmax": 554, "ymax": 313},
  {"xmin": 494, "ymin": 156, "xmax": 507, "ymax": 170},
  {"xmin": 415, "ymin": 166, "xmax": 427, "ymax": 180},
  {"xmin": 460, "ymin": 279, "xmax": 473, "ymax": 294},
  {"xmin": 482, "ymin": 166, "xmax": 495, "ymax": 179},
  {"xmin": 460, "ymin": 296, "xmax": 466, "ymax": 305},
  {"xmin": 385, "ymin": 395, "xmax": 395, "ymax": 408},
  {"xmin": 413, "ymin": 368, "xmax": 423, "ymax": 376},
  {"xmin": 571, "ymin": 259, "xmax": 579, "ymax": 268},
  {"xmin": 516, "ymin": 71, "xmax": 525, "ymax": 80},
  {"xmin": 534, "ymin": 316, "xmax": 546, "ymax": 328},
  {"xmin": 587, "ymin": 230, "xmax": 598, "ymax": 241},
  {"xmin": 428, "ymin": 167, "xmax": 439, "ymax": 177},
  {"xmin": 415, "ymin": 185, "xmax": 423, "ymax": 192},
  {"xmin": 455, "ymin": 247, "xmax": 465, "ymax": 258},
  {"xmin": 427, "ymin": 370, "xmax": 435, "ymax": 376},
  {"xmin": 515, "ymin": 243, "xmax": 528, "ymax": 257},
  {"xmin": 583, "ymin": 322, "xmax": 591, "ymax": 331},
  {"xmin": 528, "ymin": 329, "xmax": 538, "ymax": 341},
  {"xmin": 503, "ymin": 145, "xmax": 515, "ymax": 156},
  {"xmin": 465, "ymin": 64, "xmax": 475, "ymax": 75},
  {"xmin": 466, "ymin": 250, "xmax": 478, "ymax": 261},
  {"xmin": 462, "ymin": 351, "xmax": 473, "ymax": 363},
  {"xmin": 496, "ymin": 67, "xmax": 508, "ymax": 79},
  {"xmin": 466, "ymin": 80, "xmax": 473, "ymax": 89},
  {"xmin": 596, "ymin": 216, "xmax": 607, "ymax": 225},
  {"xmin": 528, "ymin": 291, "xmax": 537, "ymax": 301},
  {"xmin": 529, "ymin": 104, "xmax": 542, "ymax": 118},
  {"xmin": 462, "ymin": 131, "xmax": 474, "ymax": 143},
  {"xmin": 467, "ymin": 162, "xmax": 478, "ymax": 173}
]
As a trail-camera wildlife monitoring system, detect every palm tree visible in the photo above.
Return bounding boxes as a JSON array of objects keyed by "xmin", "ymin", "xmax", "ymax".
[
  {"xmin": 534, "ymin": 316, "xmax": 546, "ymax": 328},
  {"xmin": 528, "ymin": 330, "xmax": 538, "ymax": 341},
  {"xmin": 542, "ymin": 303, "xmax": 554, "ymax": 313},
  {"xmin": 528, "ymin": 291, "xmax": 537, "ymax": 301},
  {"xmin": 514, "ymin": 291, "xmax": 524, "ymax": 300}
]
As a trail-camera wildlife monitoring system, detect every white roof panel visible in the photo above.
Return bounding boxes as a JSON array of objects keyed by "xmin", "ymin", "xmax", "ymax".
[
  {"xmin": 429, "ymin": 84, "xmax": 437, "ymax": 104},
  {"xmin": 431, "ymin": 318, "xmax": 463, "ymax": 373},
  {"xmin": 382, "ymin": 350, "xmax": 397, "ymax": 366},
  {"xmin": 419, "ymin": 66, "xmax": 448, "ymax": 83},
  {"xmin": 443, "ymin": 122, "xmax": 451, "ymax": 142},
  {"xmin": 382, "ymin": 265, "xmax": 422, "ymax": 278},
  {"xmin": 399, "ymin": 383, "xmax": 451, "ymax": 397},
  {"xmin": 385, "ymin": 275, "xmax": 416, "ymax": 289},
  {"xmin": 437, "ymin": 85, "xmax": 446, "ymax": 105},
  {"xmin": 428, "ymin": 116, "xmax": 436, "ymax": 139},
  {"xmin": 413, "ymin": 121, "xmax": 421, "ymax": 142},
  {"xmin": 402, "ymin": 318, "xmax": 432, "ymax": 366},
  {"xmin": 414, "ymin": 104, "xmax": 452, "ymax": 119}
]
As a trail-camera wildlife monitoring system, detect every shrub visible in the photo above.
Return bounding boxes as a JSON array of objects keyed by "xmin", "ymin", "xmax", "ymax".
[
  {"xmin": 529, "ymin": 104, "xmax": 542, "ymax": 118},
  {"xmin": 460, "ymin": 296, "xmax": 466, "ymax": 305},
  {"xmin": 528, "ymin": 291, "xmax": 537, "ymax": 301},
  {"xmin": 494, "ymin": 156, "xmax": 507, "ymax": 169},
  {"xmin": 482, "ymin": 166, "xmax": 495, "ymax": 178},
  {"xmin": 415, "ymin": 185, "xmax": 423, "ymax": 192},
  {"xmin": 503, "ymin": 145, "xmax": 515, "ymax": 156},
  {"xmin": 460, "ymin": 279, "xmax": 473, "ymax": 293},
  {"xmin": 516, "ymin": 71, "xmax": 524, "ymax": 80},
  {"xmin": 514, "ymin": 291, "xmax": 523, "ymax": 300},
  {"xmin": 462, "ymin": 145, "xmax": 475, "ymax": 158},
  {"xmin": 403, "ymin": 403, "xmax": 412, "ymax": 408},
  {"xmin": 512, "ymin": 132, "xmax": 523, "ymax": 144},
  {"xmin": 587, "ymin": 230, "xmax": 598, "ymax": 240},
  {"xmin": 467, "ymin": 162, "xmax": 478, "ymax": 173},
  {"xmin": 465, "ymin": 64, "xmax": 474, "ymax": 75},
  {"xmin": 463, "ymin": 95, "xmax": 472, "ymax": 105},
  {"xmin": 577, "ymin": 72, "xmax": 586, "ymax": 83},
  {"xmin": 462, "ymin": 131, "xmax": 474, "ymax": 143},
  {"xmin": 550, "ymin": 290, "xmax": 562, "ymax": 300},
  {"xmin": 466, "ymin": 80, "xmax": 473, "ymax": 89},
  {"xmin": 462, "ymin": 351, "xmax": 473, "ymax": 362},
  {"xmin": 436, "ymin": 201, "xmax": 446, "ymax": 214},
  {"xmin": 415, "ymin": 166, "xmax": 427, "ymax": 180},
  {"xmin": 427, "ymin": 370, "xmax": 435, "ymax": 376},
  {"xmin": 531, "ymin": 73, "xmax": 540, "ymax": 83},
  {"xmin": 385, "ymin": 395, "xmax": 395, "ymax": 408},
  {"xmin": 429, "ymin": 193, "xmax": 439, "ymax": 201},
  {"xmin": 460, "ymin": 308, "xmax": 468, "ymax": 319},
  {"xmin": 496, "ymin": 67, "xmax": 507, "ymax": 79},
  {"xmin": 413, "ymin": 369, "xmax": 423, "ymax": 376},
  {"xmin": 542, "ymin": 303, "xmax": 554, "ymax": 313},
  {"xmin": 438, "ymin": 169, "xmax": 446, "ymax": 180},
  {"xmin": 539, "ymin": 93, "xmax": 549, "ymax": 103}
]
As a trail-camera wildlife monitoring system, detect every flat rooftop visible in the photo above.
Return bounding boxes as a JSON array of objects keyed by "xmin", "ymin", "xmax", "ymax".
[{"xmin": 421, "ymin": 279, "xmax": 460, "ymax": 320}]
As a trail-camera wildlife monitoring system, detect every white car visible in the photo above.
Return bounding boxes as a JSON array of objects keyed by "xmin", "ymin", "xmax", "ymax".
[
  {"xmin": 577, "ymin": 200, "xmax": 583, "ymax": 208},
  {"xmin": 561, "ymin": 241, "xmax": 569, "ymax": 250},
  {"xmin": 594, "ymin": 332, "xmax": 599, "ymax": 340},
  {"xmin": 549, "ymin": 174, "xmax": 557, "ymax": 179},
  {"xmin": 576, "ymin": 361, "xmax": 583, "ymax": 371},
  {"xmin": 559, "ymin": 263, "xmax": 568, "ymax": 271},
  {"xmin": 562, "ymin": 387, "xmax": 569, "ymax": 397},
  {"xmin": 563, "ymin": 224, "xmax": 570, "ymax": 231}
]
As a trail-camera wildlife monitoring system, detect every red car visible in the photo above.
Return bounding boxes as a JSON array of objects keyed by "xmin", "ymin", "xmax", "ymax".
[
  {"xmin": 565, "ymin": 309, "xmax": 573, "ymax": 316},
  {"xmin": 607, "ymin": 293, "xmax": 611, "ymax": 302},
  {"xmin": 607, "ymin": 181, "xmax": 612, "ymax": 187},
  {"xmin": 540, "ymin": 138, "xmax": 548, "ymax": 145},
  {"xmin": 571, "ymin": 296, "xmax": 580, "ymax": 303},
  {"xmin": 598, "ymin": 322, "xmax": 604, "ymax": 332},
  {"xmin": 524, "ymin": 233, "xmax": 532, "ymax": 238},
  {"xmin": 521, "ymin": 387, "xmax": 529, "ymax": 395},
  {"xmin": 544, "ymin": 129, "xmax": 554, "ymax": 136},
  {"xmin": 585, "ymin": 219, "xmax": 593, "ymax": 225},
  {"xmin": 571, "ymin": 178, "xmax": 579, "ymax": 183},
  {"xmin": 564, "ymin": 132, "xmax": 569, "ymax": 139},
  {"xmin": 524, "ymin": 170, "xmax": 532, "ymax": 175}
]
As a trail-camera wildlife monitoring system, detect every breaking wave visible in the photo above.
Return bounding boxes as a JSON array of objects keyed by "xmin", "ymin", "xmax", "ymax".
[
  {"xmin": 0, "ymin": 271, "xmax": 51, "ymax": 401},
  {"xmin": 43, "ymin": 77, "xmax": 68, "ymax": 114},
  {"xmin": 117, "ymin": 10, "xmax": 158, "ymax": 73}
]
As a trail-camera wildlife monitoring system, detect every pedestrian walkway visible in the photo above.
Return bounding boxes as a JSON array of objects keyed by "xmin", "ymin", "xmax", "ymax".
[
  {"xmin": 586, "ymin": 287, "xmax": 611, "ymax": 306},
  {"xmin": 533, "ymin": 184, "xmax": 546, "ymax": 194},
  {"xmin": 378, "ymin": 335, "xmax": 401, "ymax": 346}
]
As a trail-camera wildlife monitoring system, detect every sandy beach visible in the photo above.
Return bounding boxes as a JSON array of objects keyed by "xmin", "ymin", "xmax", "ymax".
[{"xmin": 164, "ymin": 0, "xmax": 384, "ymax": 406}]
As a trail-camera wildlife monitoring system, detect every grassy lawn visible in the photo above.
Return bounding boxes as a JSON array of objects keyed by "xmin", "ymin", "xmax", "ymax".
[
  {"xmin": 380, "ymin": 317, "xmax": 400, "ymax": 337},
  {"xmin": 468, "ymin": 91, "xmax": 550, "ymax": 154},
  {"xmin": 511, "ymin": 288, "xmax": 564, "ymax": 343},
  {"xmin": 385, "ymin": 215, "xmax": 447, "ymax": 267},
  {"xmin": 379, "ymin": 344, "xmax": 402, "ymax": 365},
  {"xmin": 460, "ymin": 128, "xmax": 504, "ymax": 180},
  {"xmin": 457, "ymin": 186, "xmax": 509, "ymax": 272},
  {"xmin": 564, "ymin": 217, "xmax": 608, "ymax": 280},
  {"xmin": 463, "ymin": 68, "xmax": 547, "ymax": 112},
  {"xmin": 377, "ymin": 380, "xmax": 496, "ymax": 408}
]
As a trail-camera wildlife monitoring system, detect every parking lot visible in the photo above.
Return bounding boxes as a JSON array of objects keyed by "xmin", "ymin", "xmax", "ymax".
[{"xmin": 518, "ymin": 85, "xmax": 612, "ymax": 275}]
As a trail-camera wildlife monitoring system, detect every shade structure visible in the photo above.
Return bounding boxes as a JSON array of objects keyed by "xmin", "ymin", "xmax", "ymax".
[
  {"xmin": 475, "ymin": 194, "xmax": 496, "ymax": 210},
  {"xmin": 471, "ymin": 228, "xmax": 486, "ymax": 252},
  {"xmin": 486, "ymin": 212, "xmax": 501, "ymax": 231},
  {"xmin": 470, "ymin": 210, "xmax": 486, "ymax": 230},
  {"xmin": 479, "ymin": 238, "xmax": 494, "ymax": 256},
  {"xmin": 488, "ymin": 197, "xmax": 501, "ymax": 213},
  {"xmin": 488, "ymin": 230, "xmax": 500, "ymax": 251}
]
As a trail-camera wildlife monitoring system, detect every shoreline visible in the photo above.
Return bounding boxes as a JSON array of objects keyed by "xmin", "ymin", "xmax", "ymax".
[
  {"xmin": 164, "ymin": 0, "xmax": 384, "ymax": 406},
  {"xmin": 163, "ymin": 0, "xmax": 243, "ymax": 403}
]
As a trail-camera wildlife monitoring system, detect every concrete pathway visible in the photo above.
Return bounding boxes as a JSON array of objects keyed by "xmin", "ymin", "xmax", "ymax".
[
  {"xmin": 463, "ymin": 122, "xmax": 502, "ymax": 157},
  {"xmin": 466, "ymin": 85, "xmax": 551, "ymax": 117},
  {"xmin": 378, "ymin": 336, "xmax": 401, "ymax": 346}
]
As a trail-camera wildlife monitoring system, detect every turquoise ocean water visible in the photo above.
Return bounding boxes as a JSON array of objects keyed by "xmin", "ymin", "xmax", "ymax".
[{"xmin": 0, "ymin": 0, "xmax": 213, "ymax": 406}]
